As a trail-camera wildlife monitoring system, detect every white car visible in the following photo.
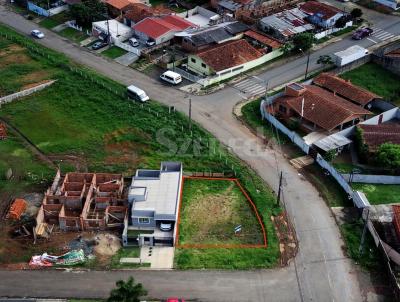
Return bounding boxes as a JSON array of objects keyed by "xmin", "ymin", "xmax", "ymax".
[
  {"xmin": 128, "ymin": 38, "xmax": 139, "ymax": 47},
  {"xmin": 31, "ymin": 29, "xmax": 45, "ymax": 39},
  {"xmin": 160, "ymin": 222, "xmax": 172, "ymax": 231},
  {"xmin": 146, "ymin": 40, "xmax": 156, "ymax": 47}
]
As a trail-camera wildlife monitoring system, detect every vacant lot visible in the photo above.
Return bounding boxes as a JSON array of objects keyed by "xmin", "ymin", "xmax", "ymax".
[
  {"xmin": 351, "ymin": 183, "xmax": 400, "ymax": 204},
  {"xmin": 340, "ymin": 63, "xmax": 400, "ymax": 106},
  {"xmin": 178, "ymin": 178, "xmax": 265, "ymax": 247},
  {"xmin": 102, "ymin": 46, "xmax": 127, "ymax": 59},
  {"xmin": 0, "ymin": 25, "xmax": 279, "ymax": 268}
]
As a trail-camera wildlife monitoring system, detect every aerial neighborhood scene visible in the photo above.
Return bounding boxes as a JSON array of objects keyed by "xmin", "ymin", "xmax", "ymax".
[{"xmin": 1, "ymin": 0, "xmax": 400, "ymax": 299}]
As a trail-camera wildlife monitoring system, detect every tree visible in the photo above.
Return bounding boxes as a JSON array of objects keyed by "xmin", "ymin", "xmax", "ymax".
[
  {"xmin": 335, "ymin": 16, "xmax": 347, "ymax": 29},
  {"xmin": 376, "ymin": 143, "xmax": 400, "ymax": 169},
  {"xmin": 69, "ymin": 0, "xmax": 107, "ymax": 28},
  {"xmin": 317, "ymin": 55, "xmax": 333, "ymax": 69},
  {"xmin": 351, "ymin": 8, "xmax": 363, "ymax": 20},
  {"xmin": 107, "ymin": 277, "xmax": 147, "ymax": 302},
  {"xmin": 323, "ymin": 149, "xmax": 337, "ymax": 162},
  {"xmin": 292, "ymin": 32, "xmax": 314, "ymax": 52},
  {"xmin": 279, "ymin": 42, "xmax": 294, "ymax": 55}
]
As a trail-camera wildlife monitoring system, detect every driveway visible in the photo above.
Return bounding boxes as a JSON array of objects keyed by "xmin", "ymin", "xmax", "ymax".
[{"xmin": 1, "ymin": 3, "xmax": 398, "ymax": 301}]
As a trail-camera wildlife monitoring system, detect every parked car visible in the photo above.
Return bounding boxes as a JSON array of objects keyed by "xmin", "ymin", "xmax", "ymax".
[
  {"xmin": 91, "ymin": 41, "xmax": 108, "ymax": 50},
  {"xmin": 160, "ymin": 70, "xmax": 182, "ymax": 85},
  {"xmin": 352, "ymin": 28, "xmax": 373, "ymax": 40},
  {"xmin": 127, "ymin": 85, "xmax": 149, "ymax": 102},
  {"xmin": 160, "ymin": 222, "xmax": 172, "ymax": 231},
  {"xmin": 128, "ymin": 38, "xmax": 139, "ymax": 47},
  {"xmin": 146, "ymin": 40, "xmax": 156, "ymax": 47},
  {"xmin": 31, "ymin": 29, "xmax": 44, "ymax": 39},
  {"xmin": 166, "ymin": 298, "xmax": 185, "ymax": 302}
]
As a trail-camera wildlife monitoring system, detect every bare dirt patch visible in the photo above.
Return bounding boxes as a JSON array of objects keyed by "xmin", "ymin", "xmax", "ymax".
[
  {"xmin": 0, "ymin": 52, "xmax": 31, "ymax": 66},
  {"xmin": 272, "ymin": 212, "xmax": 298, "ymax": 266},
  {"xmin": 0, "ymin": 44, "xmax": 25, "ymax": 56}
]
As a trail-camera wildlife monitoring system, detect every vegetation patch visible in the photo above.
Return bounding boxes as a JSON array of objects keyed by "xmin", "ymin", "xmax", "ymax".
[
  {"xmin": 177, "ymin": 178, "xmax": 266, "ymax": 247},
  {"xmin": 58, "ymin": 27, "xmax": 88, "ymax": 43},
  {"xmin": 340, "ymin": 219, "xmax": 381, "ymax": 270},
  {"xmin": 102, "ymin": 46, "xmax": 128, "ymax": 59},
  {"xmin": 351, "ymin": 183, "xmax": 400, "ymax": 204},
  {"xmin": 340, "ymin": 63, "xmax": 400, "ymax": 105}
]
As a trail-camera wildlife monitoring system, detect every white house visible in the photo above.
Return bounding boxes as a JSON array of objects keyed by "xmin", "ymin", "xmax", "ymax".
[{"xmin": 92, "ymin": 19, "xmax": 133, "ymax": 42}]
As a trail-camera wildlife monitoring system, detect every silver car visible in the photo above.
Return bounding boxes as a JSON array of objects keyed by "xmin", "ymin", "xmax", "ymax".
[{"xmin": 31, "ymin": 29, "xmax": 45, "ymax": 39}]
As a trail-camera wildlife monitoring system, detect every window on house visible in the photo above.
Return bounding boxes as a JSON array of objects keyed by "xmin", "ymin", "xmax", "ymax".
[
  {"xmin": 191, "ymin": 58, "xmax": 196, "ymax": 63},
  {"xmin": 279, "ymin": 105, "xmax": 287, "ymax": 113},
  {"xmin": 138, "ymin": 217, "xmax": 150, "ymax": 224},
  {"xmin": 201, "ymin": 63, "xmax": 206, "ymax": 68}
]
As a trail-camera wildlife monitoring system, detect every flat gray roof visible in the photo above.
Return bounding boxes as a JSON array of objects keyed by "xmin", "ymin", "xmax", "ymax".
[{"xmin": 129, "ymin": 162, "xmax": 182, "ymax": 217}]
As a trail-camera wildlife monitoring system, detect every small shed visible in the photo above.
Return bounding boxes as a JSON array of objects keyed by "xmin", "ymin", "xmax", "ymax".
[{"xmin": 7, "ymin": 199, "xmax": 27, "ymax": 220}]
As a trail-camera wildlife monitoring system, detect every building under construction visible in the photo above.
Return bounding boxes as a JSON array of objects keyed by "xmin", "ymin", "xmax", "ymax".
[{"xmin": 35, "ymin": 170, "xmax": 128, "ymax": 237}]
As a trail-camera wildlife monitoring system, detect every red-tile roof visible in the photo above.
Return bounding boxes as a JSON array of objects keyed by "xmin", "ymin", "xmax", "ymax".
[
  {"xmin": 133, "ymin": 15, "xmax": 194, "ymax": 39},
  {"xmin": 244, "ymin": 30, "xmax": 282, "ymax": 49},
  {"xmin": 124, "ymin": 3, "xmax": 171, "ymax": 23},
  {"xmin": 313, "ymin": 73, "xmax": 381, "ymax": 106},
  {"xmin": 161, "ymin": 15, "xmax": 195, "ymax": 31},
  {"xmin": 106, "ymin": 0, "xmax": 139, "ymax": 10},
  {"xmin": 358, "ymin": 123, "xmax": 400, "ymax": 152},
  {"xmin": 196, "ymin": 39, "xmax": 263, "ymax": 72},
  {"xmin": 299, "ymin": 1, "xmax": 342, "ymax": 20},
  {"xmin": 274, "ymin": 85, "xmax": 372, "ymax": 131}
]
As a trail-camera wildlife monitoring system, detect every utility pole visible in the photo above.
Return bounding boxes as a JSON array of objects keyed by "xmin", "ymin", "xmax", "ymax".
[
  {"xmin": 304, "ymin": 50, "xmax": 310, "ymax": 80},
  {"xmin": 359, "ymin": 208, "xmax": 370, "ymax": 255},
  {"xmin": 188, "ymin": 96, "xmax": 192, "ymax": 132},
  {"xmin": 276, "ymin": 171, "xmax": 283, "ymax": 206}
]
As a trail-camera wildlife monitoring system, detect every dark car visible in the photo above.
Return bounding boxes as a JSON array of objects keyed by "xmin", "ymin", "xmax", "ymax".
[
  {"xmin": 352, "ymin": 28, "xmax": 373, "ymax": 40},
  {"xmin": 91, "ymin": 41, "xmax": 108, "ymax": 50}
]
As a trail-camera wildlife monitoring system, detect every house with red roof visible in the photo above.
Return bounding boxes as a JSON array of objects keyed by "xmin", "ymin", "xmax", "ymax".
[
  {"xmin": 133, "ymin": 15, "xmax": 196, "ymax": 45},
  {"xmin": 299, "ymin": 1, "xmax": 346, "ymax": 28},
  {"xmin": 268, "ymin": 83, "xmax": 372, "ymax": 133}
]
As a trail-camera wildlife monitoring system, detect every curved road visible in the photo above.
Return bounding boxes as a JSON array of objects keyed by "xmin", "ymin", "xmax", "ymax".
[{"xmin": 1, "ymin": 3, "xmax": 399, "ymax": 301}]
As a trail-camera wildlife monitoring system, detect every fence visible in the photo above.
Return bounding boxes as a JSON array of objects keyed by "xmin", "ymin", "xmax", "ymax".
[
  {"xmin": 173, "ymin": 66, "xmax": 203, "ymax": 83},
  {"xmin": 314, "ymin": 21, "xmax": 353, "ymax": 40},
  {"xmin": 27, "ymin": 1, "xmax": 68, "ymax": 17},
  {"xmin": 113, "ymin": 39, "xmax": 140, "ymax": 56},
  {"xmin": 260, "ymin": 100, "xmax": 309, "ymax": 154},
  {"xmin": 342, "ymin": 174, "xmax": 400, "ymax": 184},
  {"xmin": 66, "ymin": 21, "xmax": 83, "ymax": 32},
  {"xmin": 0, "ymin": 80, "xmax": 56, "ymax": 106}
]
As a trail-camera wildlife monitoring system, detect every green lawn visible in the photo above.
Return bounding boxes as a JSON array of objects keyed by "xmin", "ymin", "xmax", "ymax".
[
  {"xmin": 0, "ymin": 24, "xmax": 280, "ymax": 269},
  {"xmin": 340, "ymin": 63, "xmax": 400, "ymax": 105},
  {"xmin": 38, "ymin": 12, "xmax": 70, "ymax": 29},
  {"xmin": 351, "ymin": 183, "xmax": 400, "ymax": 204},
  {"xmin": 332, "ymin": 163, "xmax": 365, "ymax": 174},
  {"xmin": 58, "ymin": 27, "xmax": 88, "ymax": 43},
  {"xmin": 102, "ymin": 46, "xmax": 128, "ymax": 59},
  {"xmin": 109, "ymin": 247, "xmax": 148, "ymax": 269},
  {"xmin": 340, "ymin": 219, "xmax": 381, "ymax": 270},
  {"xmin": 178, "ymin": 179, "xmax": 264, "ymax": 246}
]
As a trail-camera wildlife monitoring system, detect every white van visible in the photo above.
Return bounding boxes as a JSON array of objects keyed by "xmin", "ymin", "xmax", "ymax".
[
  {"xmin": 160, "ymin": 70, "xmax": 182, "ymax": 85},
  {"xmin": 127, "ymin": 85, "xmax": 149, "ymax": 102}
]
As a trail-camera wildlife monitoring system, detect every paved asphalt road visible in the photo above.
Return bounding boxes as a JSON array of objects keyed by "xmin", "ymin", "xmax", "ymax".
[{"xmin": 0, "ymin": 2, "xmax": 399, "ymax": 301}]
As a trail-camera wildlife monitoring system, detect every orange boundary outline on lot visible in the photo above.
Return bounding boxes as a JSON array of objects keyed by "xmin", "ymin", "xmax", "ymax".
[{"xmin": 175, "ymin": 176, "xmax": 268, "ymax": 249}]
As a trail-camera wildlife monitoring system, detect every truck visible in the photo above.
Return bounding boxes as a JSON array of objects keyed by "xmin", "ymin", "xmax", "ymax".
[{"xmin": 331, "ymin": 45, "xmax": 369, "ymax": 67}]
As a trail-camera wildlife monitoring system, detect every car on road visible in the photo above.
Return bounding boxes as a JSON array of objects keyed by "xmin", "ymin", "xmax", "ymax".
[
  {"xmin": 127, "ymin": 85, "xmax": 149, "ymax": 102},
  {"xmin": 352, "ymin": 28, "xmax": 373, "ymax": 40},
  {"xmin": 31, "ymin": 29, "xmax": 44, "ymax": 39},
  {"xmin": 91, "ymin": 41, "xmax": 108, "ymax": 50},
  {"xmin": 160, "ymin": 222, "xmax": 172, "ymax": 231}
]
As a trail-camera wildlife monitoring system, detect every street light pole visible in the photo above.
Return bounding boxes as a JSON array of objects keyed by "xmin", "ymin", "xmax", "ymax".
[
  {"xmin": 304, "ymin": 50, "xmax": 311, "ymax": 80},
  {"xmin": 189, "ymin": 96, "xmax": 192, "ymax": 132}
]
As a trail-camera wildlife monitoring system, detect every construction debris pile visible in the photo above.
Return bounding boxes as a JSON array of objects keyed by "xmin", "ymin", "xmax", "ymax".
[
  {"xmin": 35, "ymin": 170, "xmax": 128, "ymax": 238},
  {"xmin": 0, "ymin": 122, "xmax": 7, "ymax": 140},
  {"xmin": 29, "ymin": 249, "xmax": 86, "ymax": 267}
]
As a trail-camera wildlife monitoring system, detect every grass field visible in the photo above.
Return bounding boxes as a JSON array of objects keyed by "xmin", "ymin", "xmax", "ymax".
[
  {"xmin": 177, "ymin": 179, "xmax": 265, "ymax": 246},
  {"xmin": 340, "ymin": 63, "xmax": 400, "ymax": 106},
  {"xmin": 351, "ymin": 183, "xmax": 400, "ymax": 204},
  {"xmin": 38, "ymin": 13, "xmax": 70, "ymax": 29},
  {"xmin": 102, "ymin": 46, "xmax": 128, "ymax": 59},
  {"xmin": 340, "ymin": 219, "xmax": 381, "ymax": 270},
  {"xmin": 58, "ymin": 27, "xmax": 88, "ymax": 43},
  {"xmin": 0, "ymin": 24, "xmax": 279, "ymax": 268}
]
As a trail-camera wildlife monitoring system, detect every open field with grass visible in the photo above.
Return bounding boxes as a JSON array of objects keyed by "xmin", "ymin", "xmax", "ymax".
[
  {"xmin": 177, "ymin": 178, "xmax": 265, "ymax": 247},
  {"xmin": 340, "ymin": 63, "xmax": 400, "ymax": 106},
  {"xmin": 351, "ymin": 183, "xmax": 400, "ymax": 204},
  {"xmin": 0, "ymin": 25, "xmax": 279, "ymax": 268},
  {"xmin": 102, "ymin": 46, "xmax": 128, "ymax": 59},
  {"xmin": 38, "ymin": 13, "xmax": 70, "ymax": 29}
]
